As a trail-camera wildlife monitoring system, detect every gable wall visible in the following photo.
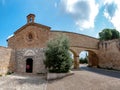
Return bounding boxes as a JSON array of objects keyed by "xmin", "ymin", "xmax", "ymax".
[{"xmin": 8, "ymin": 25, "xmax": 50, "ymax": 49}]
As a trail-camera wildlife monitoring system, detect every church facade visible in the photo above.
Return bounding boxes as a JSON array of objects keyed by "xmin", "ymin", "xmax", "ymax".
[{"xmin": 7, "ymin": 14, "xmax": 51, "ymax": 74}]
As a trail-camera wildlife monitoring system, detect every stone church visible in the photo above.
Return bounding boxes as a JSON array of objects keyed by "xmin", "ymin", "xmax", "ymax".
[
  {"xmin": 0, "ymin": 14, "xmax": 120, "ymax": 75},
  {"xmin": 7, "ymin": 14, "xmax": 52, "ymax": 74}
]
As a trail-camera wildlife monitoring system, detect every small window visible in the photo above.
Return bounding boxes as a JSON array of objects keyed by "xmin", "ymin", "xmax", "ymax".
[
  {"xmin": 30, "ymin": 17, "xmax": 33, "ymax": 23},
  {"xmin": 105, "ymin": 43, "xmax": 107, "ymax": 49},
  {"xmin": 28, "ymin": 33, "xmax": 33, "ymax": 40}
]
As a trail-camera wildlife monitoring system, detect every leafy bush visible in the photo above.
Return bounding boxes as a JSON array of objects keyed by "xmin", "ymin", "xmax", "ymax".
[
  {"xmin": 79, "ymin": 57, "xmax": 88, "ymax": 64},
  {"xmin": 6, "ymin": 71, "xmax": 14, "ymax": 75},
  {"xmin": 44, "ymin": 35, "xmax": 72, "ymax": 73}
]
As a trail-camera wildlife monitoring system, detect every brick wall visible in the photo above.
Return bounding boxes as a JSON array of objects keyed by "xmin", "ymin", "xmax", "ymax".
[{"xmin": 8, "ymin": 24, "xmax": 50, "ymax": 49}]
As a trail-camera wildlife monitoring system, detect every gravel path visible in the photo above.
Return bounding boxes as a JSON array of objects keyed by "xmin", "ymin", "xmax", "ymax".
[
  {"xmin": 0, "ymin": 74, "xmax": 47, "ymax": 90},
  {"xmin": 47, "ymin": 65, "xmax": 120, "ymax": 90},
  {"xmin": 0, "ymin": 65, "xmax": 120, "ymax": 90}
]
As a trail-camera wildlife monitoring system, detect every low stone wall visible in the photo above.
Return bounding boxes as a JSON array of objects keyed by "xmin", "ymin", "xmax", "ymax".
[
  {"xmin": 47, "ymin": 71, "xmax": 74, "ymax": 80},
  {"xmin": 0, "ymin": 47, "xmax": 12, "ymax": 75}
]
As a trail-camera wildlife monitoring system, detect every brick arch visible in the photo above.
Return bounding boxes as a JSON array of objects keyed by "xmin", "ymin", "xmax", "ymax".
[
  {"xmin": 69, "ymin": 48, "xmax": 78, "ymax": 56},
  {"xmin": 50, "ymin": 31, "xmax": 99, "ymax": 69},
  {"xmin": 50, "ymin": 31, "xmax": 99, "ymax": 50}
]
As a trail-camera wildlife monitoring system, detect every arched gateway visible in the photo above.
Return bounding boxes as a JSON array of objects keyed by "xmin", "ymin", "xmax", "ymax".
[
  {"xmin": 7, "ymin": 14, "xmax": 99, "ymax": 73},
  {"xmin": 50, "ymin": 31, "xmax": 99, "ymax": 69}
]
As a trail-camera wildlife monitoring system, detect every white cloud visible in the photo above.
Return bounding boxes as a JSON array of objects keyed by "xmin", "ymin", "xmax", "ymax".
[
  {"xmin": 103, "ymin": 0, "xmax": 120, "ymax": 32},
  {"xmin": 104, "ymin": 0, "xmax": 114, "ymax": 5},
  {"xmin": 60, "ymin": 0, "xmax": 99, "ymax": 29},
  {"xmin": 7, "ymin": 34, "xmax": 14, "ymax": 39}
]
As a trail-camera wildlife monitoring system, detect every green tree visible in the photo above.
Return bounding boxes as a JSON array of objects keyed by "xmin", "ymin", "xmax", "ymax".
[
  {"xmin": 99, "ymin": 28, "xmax": 120, "ymax": 40},
  {"xmin": 79, "ymin": 53, "xmax": 88, "ymax": 64},
  {"xmin": 44, "ymin": 35, "xmax": 72, "ymax": 73},
  {"xmin": 111, "ymin": 29, "xmax": 120, "ymax": 39}
]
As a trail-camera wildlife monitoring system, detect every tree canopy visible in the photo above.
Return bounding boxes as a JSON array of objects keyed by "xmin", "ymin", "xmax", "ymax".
[
  {"xmin": 44, "ymin": 35, "xmax": 72, "ymax": 73},
  {"xmin": 99, "ymin": 28, "xmax": 120, "ymax": 40}
]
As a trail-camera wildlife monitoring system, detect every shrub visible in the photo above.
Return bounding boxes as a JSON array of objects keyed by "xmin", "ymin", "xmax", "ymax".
[
  {"xmin": 44, "ymin": 35, "xmax": 72, "ymax": 73},
  {"xmin": 79, "ymin": 57, "xmax": 88, "ymax": 64},
  {"xmin": 6, "ymin": 71, "xmax": 13, "ymax": 75}
]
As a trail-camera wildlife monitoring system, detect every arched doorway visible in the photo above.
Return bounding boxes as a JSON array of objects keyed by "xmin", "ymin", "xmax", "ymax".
[{"xmin": 26, "ymin": 58, "xmax": 33, "ymax": 73}]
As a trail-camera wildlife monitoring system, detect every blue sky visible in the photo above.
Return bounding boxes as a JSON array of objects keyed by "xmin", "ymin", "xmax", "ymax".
[{"xmin": 0, "ymin": 0, "xmax": 120, "ymax": 47}]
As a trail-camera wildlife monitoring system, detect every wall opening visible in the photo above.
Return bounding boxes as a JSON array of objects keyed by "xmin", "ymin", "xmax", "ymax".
[
  {"xmin": 80, "ymin": 51, "xmax": 88, "ymax": 64},
  {"xmin": 80, "ymin": 50, "xmax": 99, "ymax": 67},
  {"xmin": 26, "ymin": 58, "xmax": 33, "ymax": 73}
]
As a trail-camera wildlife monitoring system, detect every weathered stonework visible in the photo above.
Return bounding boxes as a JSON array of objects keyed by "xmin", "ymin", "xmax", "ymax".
[
  {"xmin": 0, "ymin": 47, "xmax": 12, "ymax": 75},
  {"xmin": 98, "ymin": 39, "xmax": 120, "ymax": 70},
  {"xmin": 15, "ymin": 48, "xmax": 46, "ymax": 73}
]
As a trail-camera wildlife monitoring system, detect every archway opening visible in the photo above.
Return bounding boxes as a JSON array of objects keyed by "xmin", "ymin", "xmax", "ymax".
[
  {"xmin": 79, "ymin": 51, "xmax": 88, "ymax": 65},
  {"xmin": 26, "ymin": 58, "xmax": 33, "ymax": 73},
  {"xmin": 80, "ymin": 50, "xmax": 99, "ymax": 67}
]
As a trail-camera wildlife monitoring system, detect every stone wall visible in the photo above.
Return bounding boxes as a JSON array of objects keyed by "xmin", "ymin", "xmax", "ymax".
[
  {"xmin": 88, "ymin": 51, "xmax": 99, "ymax": 67},
  {"xmin": 0, "ymin": 47, "xmax": 12, "ymax": 75},
  {"xmin": 98, "ymin": 39, "xmax": 120, "ymax": 70},
  {"xmin": 15, "ymin": 48, "xmax": 46, "ymax": 74}
]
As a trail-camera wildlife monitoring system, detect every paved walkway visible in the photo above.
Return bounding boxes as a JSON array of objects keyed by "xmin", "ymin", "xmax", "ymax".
[
  {"xmin": 47, "ymin": 65, "xmax": 120, "ymax": 90},
  {"xmin": 0, "ymin": 65, "xmax": 120, "ymax": 90}
]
